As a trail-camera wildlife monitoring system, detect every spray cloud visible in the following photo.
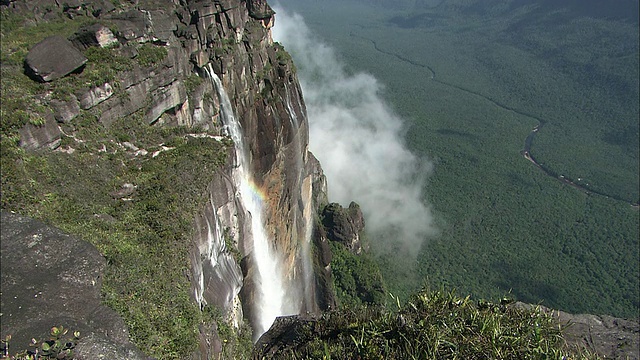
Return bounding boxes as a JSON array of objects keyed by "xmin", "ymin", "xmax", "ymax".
[{"xmin": 272, "ymin": 7, "xmax": 437, "ymax": 255}]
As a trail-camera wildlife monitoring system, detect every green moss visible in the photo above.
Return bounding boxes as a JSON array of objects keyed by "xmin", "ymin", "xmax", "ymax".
[{"xmin": 273, "ymin": 42, "xmax": 296, "ymax": 72}]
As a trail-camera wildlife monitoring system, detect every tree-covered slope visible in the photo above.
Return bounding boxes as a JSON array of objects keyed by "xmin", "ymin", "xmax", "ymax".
[{"xmin": 276, "ymin": 0, "xmax": 639, "ymax": 319}]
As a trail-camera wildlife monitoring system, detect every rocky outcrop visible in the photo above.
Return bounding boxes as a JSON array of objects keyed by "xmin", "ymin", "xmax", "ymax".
[
  {"xmin": 321, "ymin": 202, "xmax": 366, "ymax": 254},
  {"xmin": 310, "ymin": 217, "xmax": 337, "ymax": 311},
  {"xmin": 0, "ymin": 211, "xmax": 148, "ymax": 359},
  {"xmin": 512, "ymin": 302, "xmax": 640, "ymax": 360},
  {"xmin": 247, "ymin": 0, "xmax": 275, "ymax": 19},
  {"xmin": 561, "ymin": 314, "xmax": 639, "ymax": 360},
  {"xmin": 25, "ymin": 36, "xmax": 87, "ymax": 82},
  {"xmin": 252, "ymin": 315, "xmax": 317, "ymax": 359},
  {"xmin": 69, "ymin": 24, "xmax": 118, "ymax": 50}
]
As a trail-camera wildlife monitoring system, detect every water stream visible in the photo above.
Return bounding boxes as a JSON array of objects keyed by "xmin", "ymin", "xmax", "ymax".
[{"xmin": 206, "ymin": 65, "xmax": 290, "ymax": 339}]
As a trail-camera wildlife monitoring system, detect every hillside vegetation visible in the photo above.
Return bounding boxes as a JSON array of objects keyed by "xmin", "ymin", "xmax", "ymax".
[
  {"xmin": 255, "ymin": 287, "xmax": 599, "ymax": 359},
  {"xmin": 279, "ymin": 0, "xmax": 639, "ymax": 319}
]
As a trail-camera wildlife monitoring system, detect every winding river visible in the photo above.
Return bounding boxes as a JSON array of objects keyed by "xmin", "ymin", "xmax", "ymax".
[{"xmin": 353, "ymin": 32, "xmax": 638, "ymax": 207}]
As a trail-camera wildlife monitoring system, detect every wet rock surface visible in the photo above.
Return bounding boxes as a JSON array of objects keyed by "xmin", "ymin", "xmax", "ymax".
[{"xmin": 0, "ymin": 211, "xmax": 149, "ymax": 359}]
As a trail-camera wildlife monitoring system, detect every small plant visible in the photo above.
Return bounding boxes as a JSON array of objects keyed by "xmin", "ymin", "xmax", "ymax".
[
  {"xmin": 223, "ymin": 227, "xmax": 242, "ymax": 263},
  {"xmin": 2, "ymin": 335, "xmax": 12, "ymax": 358},
  {"xmin": 35, "ymin": 326, "xmax": 80, "ymax": 359},
  {"xmin": 203, "ymin": 92, "xmax": 215, "ymax": 107},
  {"xmin": 2, "ymin": 326, "xmax": 80, "ymax": 359},
  {"xmin": 28, "ymin": 116, "xmax": 46, "ymax": 127},
  {"xmin": 273, "ymin": 42, "xmax": 296, "ymax": 72}
]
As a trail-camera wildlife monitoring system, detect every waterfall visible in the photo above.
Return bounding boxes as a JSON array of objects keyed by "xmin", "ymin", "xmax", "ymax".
[
  {"xmin": 205, "ymin": 64, "xmax": 291, "ymax": 339},
  {"xmin": 284, "ymin": 83, "xmax": 300, "ymax": 129},
  {"xmin": 300, "ymin": 177, "xmax": 316, "ymax": 312},
  {"xmin": 284, "ymin": 83, "xmax": 316, "ymax": 312}
]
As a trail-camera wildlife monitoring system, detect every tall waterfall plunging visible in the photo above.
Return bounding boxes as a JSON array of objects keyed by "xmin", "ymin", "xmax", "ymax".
[{"xmin": 205, "ymin": 65, "xmax": 294, "ymax": 339}]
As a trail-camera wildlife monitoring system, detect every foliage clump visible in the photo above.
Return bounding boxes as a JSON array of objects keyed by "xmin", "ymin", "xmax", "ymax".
[
  {"xmin": 261, "ymin": 289, "xmax": 595, "ymax": 359},
  {"xmin": 201, "ymin": 306, "xmax": 253, "ymax": 359},
  {"xmin": 329, "ymin": 241, "xmax": 386, "ymax": 307},
  {"xmin": 136, "ymin": 43, "xmax": 168, "ymax": 67}
]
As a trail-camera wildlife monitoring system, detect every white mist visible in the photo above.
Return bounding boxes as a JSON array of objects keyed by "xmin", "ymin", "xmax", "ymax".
[{"xmin": 273, "ymin": 7, "xmax": 437, "ymax": 255}]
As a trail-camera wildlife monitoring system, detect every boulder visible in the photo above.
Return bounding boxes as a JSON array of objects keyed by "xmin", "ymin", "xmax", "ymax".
[
  {"xmin": 24, "ymin": 36, "xmax": 87, "ymax": 82},
  {"xmin": 60, "ymin": 0, "xmax": 82, "ymax": 10},
  {"xmin": 18, "ymin": 111, "xmax": 62, "ymax": 150},
  {"xmin": 86, "ymin": 0, "xmax": 116, "ymax": 17},
  {"xmin": 50, "ymin": 98, "xmax": 81, "ymax": 123},
  {"xmin": 107, "ymin": 10, "xmax": 152, "ymax": 42},
  {"xmin": 0, "ymin": 211, "xmax": 149, "ymax": 359},
  {"xmin": 110, "ymin": 182, "xmax": 136, "ymax": 199}
]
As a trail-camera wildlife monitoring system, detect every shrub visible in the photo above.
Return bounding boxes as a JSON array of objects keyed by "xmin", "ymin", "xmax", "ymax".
[{"xmin": 136, "ymin": 44, "xmax": 168, "ymax": 67}]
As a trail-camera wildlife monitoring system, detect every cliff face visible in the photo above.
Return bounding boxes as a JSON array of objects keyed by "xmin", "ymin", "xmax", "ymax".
[
  {"xmin": 2, "ymin": 0, "xmax": 332, "ymax": 356},
  {"xmin": 177, "ymin": 0, "xmax": 331, "ymax": 344}
]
